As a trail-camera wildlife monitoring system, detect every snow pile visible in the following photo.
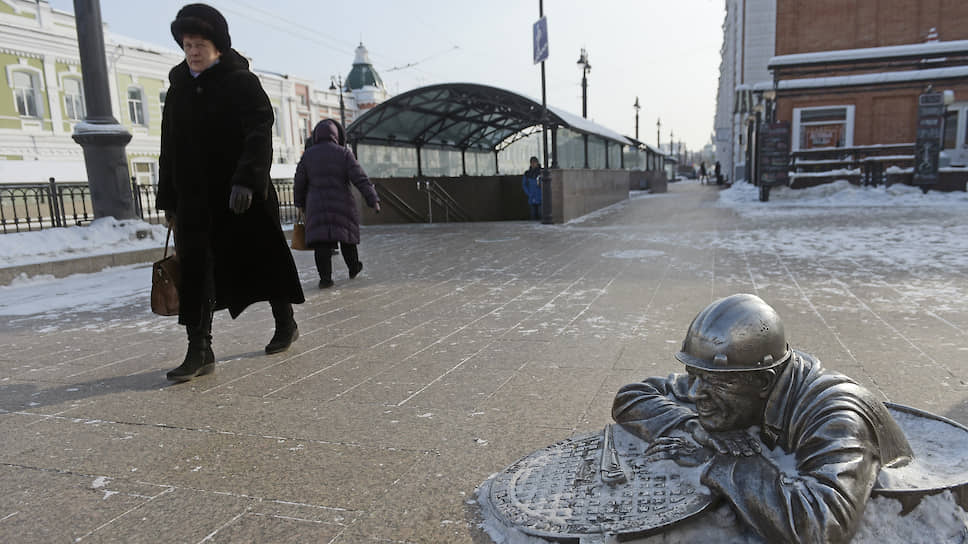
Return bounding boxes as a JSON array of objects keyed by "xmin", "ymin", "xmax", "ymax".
[
  {"xmin": 718, "ymin": 180, "xmax": 968, "ymax": 210},
  {"xmin": 0, "ymin": 217, "xmax": 168, "ymax": 268},
  {"xmin": 0, "ymin": 264, "xmax": 152, "ymax": 317}
]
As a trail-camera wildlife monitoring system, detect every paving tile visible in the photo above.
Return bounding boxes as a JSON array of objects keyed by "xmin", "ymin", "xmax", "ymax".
[{"xmin": 4, "ymin": 182, "xmax": 968, "ymax": 541}]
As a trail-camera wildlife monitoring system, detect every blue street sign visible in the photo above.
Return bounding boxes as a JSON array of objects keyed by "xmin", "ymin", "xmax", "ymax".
[{"xmin": 533, "ymin": 16, "xmax": 548, "ymax": 64}]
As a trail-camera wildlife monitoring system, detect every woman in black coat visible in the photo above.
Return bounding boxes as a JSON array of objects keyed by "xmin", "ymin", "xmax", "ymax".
[
  {"xmin": 294, "ymin": 119, "xmax": 380, "ymax": 289},
  {"xmin": 157, "ymin": 4, "xmax": 305, "ymax": 382}
]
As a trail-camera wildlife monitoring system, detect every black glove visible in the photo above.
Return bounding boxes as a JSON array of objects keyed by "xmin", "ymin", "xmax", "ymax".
[{"xmin": 229, "ymin": 185, "xmax": 253, "ymax": 214}]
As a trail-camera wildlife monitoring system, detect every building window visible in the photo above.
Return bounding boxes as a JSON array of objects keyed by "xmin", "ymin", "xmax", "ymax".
[
  {"xmin": 792, "ymin": 106, "xmax": 854, "ymax": 151},
  {"xmin": 12, "ymin": 71, "xmax": 40, "ymax": 117},
  {"xmin": 132, "ymin": 161, "xmax": 156, "ymax": 185},
  {"xmin": 63, "ymin": 77, "xmax": 85, "ymax": 120},
  {"xmin": 299, "ymin": 117, "xmax": 310, "ymax": 142},
  {"xmin": 943, "ymin": 103, "xmax": 968, "ymax": 166},
  {"xmin": 127, "ymin": 87, "xmax": 146, "ymax": 125}
]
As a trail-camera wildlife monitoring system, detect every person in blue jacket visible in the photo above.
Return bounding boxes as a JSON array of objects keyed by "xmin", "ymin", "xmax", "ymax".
[{"xmin": 522, "ymin": 156, "xmax": 542, "ymax": 220}]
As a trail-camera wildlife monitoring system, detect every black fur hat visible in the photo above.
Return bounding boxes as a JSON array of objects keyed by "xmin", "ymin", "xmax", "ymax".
[{"xmin": 170, "ymin": 3, "xmax": 231, "ymax": 52}]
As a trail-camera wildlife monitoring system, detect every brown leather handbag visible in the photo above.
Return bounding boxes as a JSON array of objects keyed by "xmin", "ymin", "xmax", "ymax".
[
  {"xmin": 291, "ymin": 217, "xmax": 309, "ymax": 250},
  {"xmin": 151, "ymin": 226, "xmax": 180, "ymax": 316}
]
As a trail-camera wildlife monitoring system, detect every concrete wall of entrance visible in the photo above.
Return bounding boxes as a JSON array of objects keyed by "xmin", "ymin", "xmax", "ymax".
[
  {"xmin": 356, "ymin": 169, "xmax": 636, "ymax": 225},
  {"xmin": 548, "ymin": 169, "xmax": 631, "ymax": 223}
]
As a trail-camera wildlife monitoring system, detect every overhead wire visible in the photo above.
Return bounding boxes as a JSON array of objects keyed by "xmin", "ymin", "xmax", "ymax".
[{"xmin": 217, "ymin": 0, "xmax": 446, "ymax": 81}]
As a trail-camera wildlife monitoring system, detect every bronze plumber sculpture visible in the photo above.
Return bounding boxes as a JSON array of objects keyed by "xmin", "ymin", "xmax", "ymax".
[{"xmin": 479, "ymin": 294, "xmax": 968, "ymax": 543}]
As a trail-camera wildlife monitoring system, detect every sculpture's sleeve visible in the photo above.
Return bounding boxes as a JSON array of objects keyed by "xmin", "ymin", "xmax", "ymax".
[
  {"xmin": 612, "ymin": 374, "xmax": 699, "ymax": 442},
  {"xmin": 700, "ymin": 410, "xmax": 880, "ymax": 544}
]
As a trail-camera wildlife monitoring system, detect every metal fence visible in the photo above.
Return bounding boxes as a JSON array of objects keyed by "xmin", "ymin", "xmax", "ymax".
[{"xmin": 0, "ymin": 178, "xmax": 298, "ymax": 234}]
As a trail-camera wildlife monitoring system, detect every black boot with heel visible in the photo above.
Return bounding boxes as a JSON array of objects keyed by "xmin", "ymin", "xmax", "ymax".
[
  {"xmin": 265, "ymin": 300, "xmax": 298, "ymax": 354},
  {"xmin": 167, "ymin": 308, "xmax": 215, "ymax": 382}
]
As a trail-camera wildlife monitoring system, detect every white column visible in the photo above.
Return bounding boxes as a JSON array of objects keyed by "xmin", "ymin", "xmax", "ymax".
[{"xmin": 42, "ymin": 56, "xmax": 64, "ymax": 135}]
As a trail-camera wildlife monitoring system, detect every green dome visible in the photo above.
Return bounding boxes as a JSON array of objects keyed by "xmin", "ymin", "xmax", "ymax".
[{"xmin": 346, "ymin": 43, "xmax": 385, "ymax": 91}]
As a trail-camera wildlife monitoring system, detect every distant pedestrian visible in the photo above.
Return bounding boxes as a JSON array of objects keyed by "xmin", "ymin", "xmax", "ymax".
[
  {"xmin": 294, "ymin": 119, "xmax": 381, "ymax": 289},
  {"xmin": 522, "ymin": 156, "xmax": 542, "ymax": 220},
  {"xmin": 157, "ymin": 3, "xmax": 305, "ymax": 382},
  {"xmin": 699, "ymin": 163, "xmax": 708, "ymax": 184},
  {"xmin": 715, "ymin": 161, "xmax": 723, "ymax": 185}
]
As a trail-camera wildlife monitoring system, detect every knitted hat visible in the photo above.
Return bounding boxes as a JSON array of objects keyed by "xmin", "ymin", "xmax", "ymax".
[{"xmin": 170, "ymin": 3, "xmax": 231, "ymax": 52}]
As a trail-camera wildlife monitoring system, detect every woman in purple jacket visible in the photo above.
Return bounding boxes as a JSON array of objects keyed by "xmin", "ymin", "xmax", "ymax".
[{"xmin": 294, "ymin": 119, "xmax": 380, "ymax": 288}]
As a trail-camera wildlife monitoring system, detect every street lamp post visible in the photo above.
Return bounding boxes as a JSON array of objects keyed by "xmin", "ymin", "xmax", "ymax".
[
  {"xmin": 656, "ymin": 118, "xmax": 661, "ymax": 149},
  {"xmin": 71, "ymin": 0, "xmax": 135, "ymax": 220},
  {"xmin": 576, "ymin": 48, "xmax": 591, "ymax": 168},
  {"xmin": 329, "ymin": 75, "xmax": 346, "ymax": 130},
  {"xmin": 633, "ymin": 97, "xmax": 641, "ymax": 141}
]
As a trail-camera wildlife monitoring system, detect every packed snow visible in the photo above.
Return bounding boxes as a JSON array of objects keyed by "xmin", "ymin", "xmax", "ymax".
[
  {"xmin": 0, "ymin": 217, "xmax": 169, "ymax": 268},
  {"xmin": 717, "ymin": 179, "xmax": 968, "ymax": 210}
]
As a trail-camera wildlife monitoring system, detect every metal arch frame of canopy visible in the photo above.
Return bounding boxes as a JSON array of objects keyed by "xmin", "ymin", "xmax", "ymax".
[{"xmin": 344, "ymin": 83, "xmax": 634, "ymax": 170}]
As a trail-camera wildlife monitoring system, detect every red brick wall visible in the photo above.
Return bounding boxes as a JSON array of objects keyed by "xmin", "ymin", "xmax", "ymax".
[
  {"xmin": 777, "ymin": 0, "xmax": 968, "ymax": 55},
  {"xmin": 777, "ymin": 82, "xmax": 968, "ymax": 146}
]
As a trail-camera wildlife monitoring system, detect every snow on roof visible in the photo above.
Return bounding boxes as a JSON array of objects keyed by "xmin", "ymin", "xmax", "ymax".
[
  {"xmin": 547, "ymin": 105, "xmax": 633, "ymax": 146},
  {"xmin": 769, "ymin": 40, "xmax": 968, "ymax": 68},
  {"xmin": 777, "ymin": 66, "xmax": 968, "ymax": 91}
]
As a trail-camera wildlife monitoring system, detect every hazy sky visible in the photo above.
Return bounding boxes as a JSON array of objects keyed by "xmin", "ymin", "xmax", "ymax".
[{"xmin": 49, "ymin": 0, "xmax": 725, "ymax": 150}]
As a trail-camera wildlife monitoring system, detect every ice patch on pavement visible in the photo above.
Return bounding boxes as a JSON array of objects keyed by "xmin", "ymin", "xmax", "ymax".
[{"xmin": 602, "ymin": 249, "xmax": 665, "ymax": 260}]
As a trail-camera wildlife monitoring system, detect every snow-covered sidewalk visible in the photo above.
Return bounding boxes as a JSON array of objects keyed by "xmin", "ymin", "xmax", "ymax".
[{"xmin": 0, "ymin": 217, "xmax": 168, "ymax": 269}]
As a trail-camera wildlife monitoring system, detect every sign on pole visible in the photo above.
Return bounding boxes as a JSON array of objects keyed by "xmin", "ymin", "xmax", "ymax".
[
  {"xmin": 533, "ymin": 16, "xmax": 548, "ymax": 64},
  {"xmin": 914, "ymin": 91, "xmax": 943, "ymax": 188}
]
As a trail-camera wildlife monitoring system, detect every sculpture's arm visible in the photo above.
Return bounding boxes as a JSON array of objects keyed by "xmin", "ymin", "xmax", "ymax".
[
  {"xmin": 701, "ymin": 411, "xmax": 880, "ymax": 544},
  {"xmin": 612, "ymin": 374, "xmax": 699, "ymax": 442}
]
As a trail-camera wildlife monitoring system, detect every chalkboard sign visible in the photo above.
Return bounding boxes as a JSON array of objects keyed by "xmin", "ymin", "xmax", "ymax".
[
  {"xmin": 914, "ymin": 92, "xmax": 943, "ymax": 186},
  {"xmin": 759, "ymin": 121, "xmax": 790, "ymax": 187}
]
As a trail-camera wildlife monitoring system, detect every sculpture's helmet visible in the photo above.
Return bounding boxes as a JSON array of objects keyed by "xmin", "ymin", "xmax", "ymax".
[{"xmin": 675, "ymin": 294, "xmax": 791, "ymax": 372}]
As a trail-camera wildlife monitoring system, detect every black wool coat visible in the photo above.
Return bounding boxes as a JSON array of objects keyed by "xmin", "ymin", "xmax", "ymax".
[
  {"xmin": 156, "ymin": 49, "xmax": 304, "ymax": 323},
  {"xmin": 293, "ymin": 120, "xmax": 379, "ymax": 246}
]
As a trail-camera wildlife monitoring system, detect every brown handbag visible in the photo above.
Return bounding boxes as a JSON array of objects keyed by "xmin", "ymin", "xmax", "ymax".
[
  {"xmin": 151, "ymin": 226, "xmax": 180, "ymax": 316},
  {"xmin": 291, "ymin": 221, "xmax": 308, "ymax": 250}
]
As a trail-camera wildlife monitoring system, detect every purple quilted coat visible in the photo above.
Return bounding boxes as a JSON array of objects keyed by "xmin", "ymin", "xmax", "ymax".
[{"xmin": 293, "ymin": 120, "xmax": 379, "ymax": 246}]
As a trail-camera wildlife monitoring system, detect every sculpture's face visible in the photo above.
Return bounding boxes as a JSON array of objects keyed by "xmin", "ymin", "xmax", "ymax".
[{"xmin": 685, "ymin": 367, "xmax": 768, "ymax": 432}]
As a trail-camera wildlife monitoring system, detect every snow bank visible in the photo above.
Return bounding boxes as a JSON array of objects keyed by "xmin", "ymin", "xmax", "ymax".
[
  {"xmin": 718, "ymin": 179, "xmax": 968, "ymax": 210},
  {"xmin": 0, "ymin": 217, "xmax": 168, "ymax": 268},
  {"xmin": 0, "ymin": 264, "xmax": 151, "ymax": 317}
]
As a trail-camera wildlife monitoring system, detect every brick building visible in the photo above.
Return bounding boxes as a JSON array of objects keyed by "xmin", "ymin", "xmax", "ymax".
[{"xmin": 716, "ymin": 0, "xmax": 968, "ymax": 192}]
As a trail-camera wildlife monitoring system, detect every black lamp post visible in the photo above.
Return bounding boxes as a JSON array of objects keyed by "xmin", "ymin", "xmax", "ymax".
[
  {"xmin": 656, "ymin": 117, "xmax": 661, "ymax": 149},
  {"xmin": 329, "ymin": 75, "xmax": 346, "ymax": 129},
  {"xmin": 576, "ymin": 47, "xmax": 591, "ymax": 168},
  {"xmin": 633, "ymin": 96, "xmax": 641, "ymax": 141},
  {"xmin": 71, "ymin": 0, "xmax": 135, "ymax": 219}
]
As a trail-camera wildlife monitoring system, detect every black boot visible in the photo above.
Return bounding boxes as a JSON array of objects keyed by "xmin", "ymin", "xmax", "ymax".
[
  {"xmin": 265, "ymin": 300, "xmax": 298, "ymax": 354},
  {"xmin": 167, "ymin": 313, "xmax": 215, "ymax": 382}
]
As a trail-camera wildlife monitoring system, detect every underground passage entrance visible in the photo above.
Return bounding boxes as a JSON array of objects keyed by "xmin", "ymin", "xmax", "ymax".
[{"xmin": 344, "ymin": 83, "xmax": 668, "ymax": 224}]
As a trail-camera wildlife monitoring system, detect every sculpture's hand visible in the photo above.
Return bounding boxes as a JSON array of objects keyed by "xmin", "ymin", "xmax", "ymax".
[
  {"xmin": 642, "ymin": 433, "xmax": 714, "ymax": 467},
  {"xmin": 686, "ymin": 420, "xmax": 761, "ymax": 457}
]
